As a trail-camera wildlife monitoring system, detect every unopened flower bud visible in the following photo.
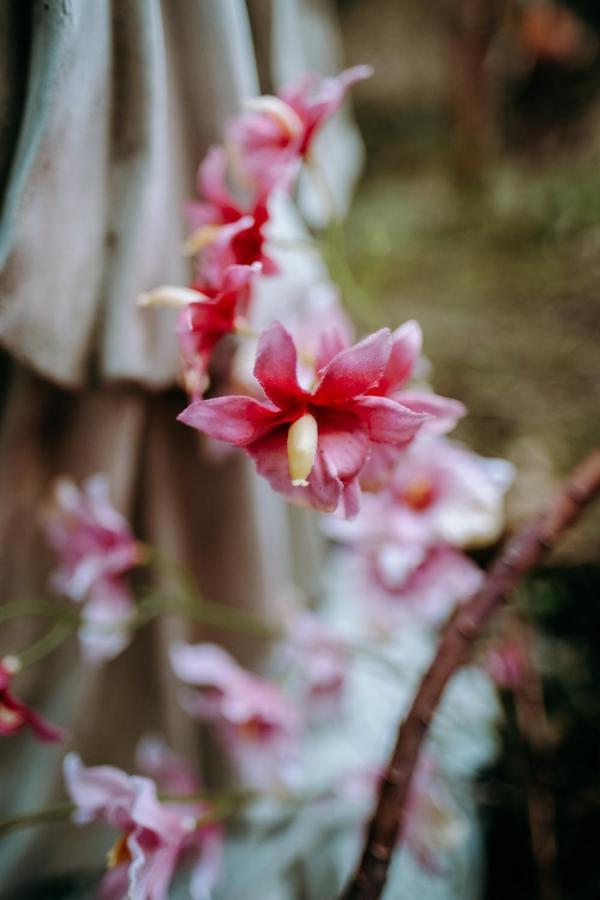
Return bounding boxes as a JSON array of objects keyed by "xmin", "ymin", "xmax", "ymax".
[{"xmin": 287, "ymin": 413, "xmax": 318, "ymax": 486}]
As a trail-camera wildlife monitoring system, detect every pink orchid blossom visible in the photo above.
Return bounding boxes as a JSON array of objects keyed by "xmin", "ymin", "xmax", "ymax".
[
  {"xmin": 282, "ymin": 611, "xmax": 349, "ymax": 715},
  {"xmin": 78, "ymin": 577, "xmax": 135, "ymax": 665},
  {"xmin": 366, "ymin": 542, "xmax": 483, "ymax": 626},
  {"xmin": 0, "ymin": 657, "xmax": 64, "ymax": 741},
  {"xmin": 183, "ymin": 146, "xmax": 277, "ymax": 288},
  {"xmin": 325, "ymin": 435, "xmax": 513, "ymax": 551},
  {"xmin": 386, "ymin": 435, "xmax": 515, "ymax": 549},
  {"xmin": 170, "ymin": 642, "xmax": 301, "ymax": 788},
  {"xmin": 178, "ymin": 323, "xmax": 428, "ymax": 518},
  {"xmin": 195, "ymin": 205, "xmax": 277, "ymax": 291},
  {"xmin": 43, "ymin": 475, "xmax": 140, "ymax": 601},
  {"xmin": 64, "ymin": 752, "xmax": 221, "ymax": 900},
  {"xmin": 227, "ymin": 66, "xmax": 373, "ymax": 194},
  {"xmin": 141, "ymin": 263, "xmax": 261, "ymax": 398}
]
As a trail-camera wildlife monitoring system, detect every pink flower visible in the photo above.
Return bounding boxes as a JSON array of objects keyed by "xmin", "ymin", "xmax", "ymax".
[
  {"xmin": 43, "ymin": 475, "xmax": 140, "ymax": 601},
  {"xmin": 358, "ymin": 321, "xmax": 466, "ymax": 490},
  {"xmin": 227, "ymin": 66, "xmax": 373, "ymax": 194},
  {"xmin": 183, "ymin": 146, "xmax": 277, "ymax": 288},
  {"xmin": 0, "ymin": 656, "xmax": 64, "ymax": 742},
  {"xmin": 367, "ymin": 543, "xmax": 483, "ymax": 626},
  {"xmin": 185, "ymin": 145, "xmax": 247, "ymax": 231},
  {"xmin": 78, "ymin": 578, "xmax": 135, "ymax": 665},
  {"xmin": 170, "ymin": 642, "xmax": 301, "ymax": 788},
  {"xmin": 326, "ymin": 436, "xmax": 514, "ymax": 550},
  {"xmin": 139, "ymin": 264, "xmax": 262, "ymax": 398},
  {"xmin": 64, "ymin": 752, "xmax": 221, "ymax": 900},
  {"xmin": 178, "ymin": 323, "xmax": 428, "ymax": 518},
  {"xmin": 386, "ymin": 436, "xmax": 514, "ymax": 548},
  {"xmin": 282, "ymin": 611, "xmax": 349, "ymax": 715}
]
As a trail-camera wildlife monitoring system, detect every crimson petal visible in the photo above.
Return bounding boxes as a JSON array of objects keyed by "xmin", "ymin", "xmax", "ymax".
[
  {"xmin": 313, "ymin": 329, "xmax": 392, "ymax": 406},
  {"xmin": 353, "ymin": 396, "xmax": 429, "ymax": 445},
  {"xmin": 178, "ymin": 397, "xmax": 281, "ymax": 446},
  {"xmin": 254, "ymin": 323, "xmax": 305, "ymax": 408}
]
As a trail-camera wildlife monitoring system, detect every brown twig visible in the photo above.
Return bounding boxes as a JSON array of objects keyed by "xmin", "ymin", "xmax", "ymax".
[
  {"xmin": 340, "ymin": 448, "xmax": 600, "ymax": 900},
  {"xmin": 509, "ymin": 617, "xmax": 559, "ymax": 900}
]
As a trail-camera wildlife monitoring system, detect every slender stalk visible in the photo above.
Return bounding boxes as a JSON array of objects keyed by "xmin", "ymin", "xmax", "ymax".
[
  {"xmin": 0, "ymin": 599, "xmax": 79, "ymax": 626},
  {"xmin": 18, "ymin": 622, "xmax": 74, "ymax": 668},
  {"xmin": 0, "ymin": 802, "xmax": 76, "ymax": 838},
  {"xmin": 340, "ymin": 448, "xmax": 600, "ymax": 900},
  {"xmin": 305, "ymin": 156, "xmax": 379, "ymax": 326}
]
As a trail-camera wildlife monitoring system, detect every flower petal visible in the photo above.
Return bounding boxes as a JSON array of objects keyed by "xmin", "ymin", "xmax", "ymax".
[
  {"xmin": 177, "ymin": 396, "xmax": 281, "ymax": 446},
  {"xmin": 248, "ymin": 426, "xmax": 341, "ymax": 512},
  {"xmin": 376, "ymin": 320, "xmax": 422, "ymax": 395},
  {"xmin": 316, "ymin": 411, "xmax": 369, "ymax": 481},
  {"xmin": 396, "ymin": 391, "xmax": 466, "ymax": 435},
  {"xmin": 353, "ymin": 395, "xmax": 429, "ymax": 445},
  {"xmin": 253, "ymin": 322, "xmax": 305, "ymax": 408},
  {"xmin": 313, "ymin": 329, "xmax": 392, "ymax": 406}
]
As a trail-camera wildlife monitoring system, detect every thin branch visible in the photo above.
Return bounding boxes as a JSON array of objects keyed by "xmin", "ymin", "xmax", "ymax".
[
  {"xmin": 510, "ymin": 618, "xmax": 559, "ymax": 900},
  {"xmin": 340, "ymin": 448, "xmax": 600, "ymax": 900}
]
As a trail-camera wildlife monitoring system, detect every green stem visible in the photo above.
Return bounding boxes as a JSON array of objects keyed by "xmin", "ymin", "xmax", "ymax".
[
  {"xmin": 18, "ymin": 622, "xmax": 74, "ymax": 668},
  {"xmin": 305, "ymin": 156, "xmax": 379, "ymax": 326},
  {"xmin": 0, "ymin": 599, "xmax": 79, "ymax": 626},
  {"xmin": 0, "ymin": 802, "xmax": 76, "ymax": 838}
]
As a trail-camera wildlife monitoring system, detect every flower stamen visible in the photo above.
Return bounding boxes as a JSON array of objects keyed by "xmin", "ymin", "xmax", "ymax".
[{"xmin": 287, "ymin": 414, "xmax": 319, "ymax": 487}]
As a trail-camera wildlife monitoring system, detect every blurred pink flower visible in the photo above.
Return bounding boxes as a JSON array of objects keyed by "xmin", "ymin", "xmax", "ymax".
[
  {"xmin": 185, "ymin": 145, "xmax": 248, "ymax": 231},
  {"xmin": 43, "ymin": 475, "xmax": 140, "ymax": 601},
  {"xmin": 0, "ymin": 657, "xmax": 64, "ymax": 742},
  {"xmin": 367, "ymin": 542, "xmax": 483, "ymax": 626},
  {"xmin": 227, "ymin": 66, "xmax": 373, "ymax": 194},
  {"xmin": 196, "ymin": 204, "xmax": 278, "ymax": 290},
  {"xmin": 64, "ymin": 752, "xmax": 221, "ymax": 900},
  {"xmin": 178, "ymin": 323, "xmax": 427, "ymax": 518},
  {"xmin": 326, "ymin": 436, "xmax": 513, "ymax": 551},
  {"xmin": 283, "ymin": 611, "xmax": 349, "ymax": 715},
  {"xmin": 170, "ymin": 642, "xmax": 301, "ymax": 788},
  {"xmin": 386, "ymin": 436, "xmax": 514, "ymax": 549},
  {"xmin": 184, "ymin": 146, "xmax": 277, "ymax": 288},
  {"xmin": 178, "ymin": 264, "xmax": 261, "ymax": 397}
]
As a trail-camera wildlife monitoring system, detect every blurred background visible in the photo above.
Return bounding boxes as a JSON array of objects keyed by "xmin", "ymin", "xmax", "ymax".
[{"xmin": 335, "ymin": 1, "xmax": 599, "ymax": 897}]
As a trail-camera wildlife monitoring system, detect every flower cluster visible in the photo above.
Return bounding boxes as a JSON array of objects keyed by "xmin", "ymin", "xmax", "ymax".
[
  {"xmin": 324, "ymin": 434, "xmax": 514, "ymax": 627},
  {"xmin": 1, "ymin": 63, "xmax": 519, "ymax": 900}
]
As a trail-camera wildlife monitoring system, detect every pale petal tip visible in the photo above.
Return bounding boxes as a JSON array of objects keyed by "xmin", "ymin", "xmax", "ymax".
[{"xmin": 2, "ymin": 655, "xmax": 21, "ymax": 674}]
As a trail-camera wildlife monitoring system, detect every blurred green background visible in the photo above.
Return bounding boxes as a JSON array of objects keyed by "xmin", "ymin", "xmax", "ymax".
[{"xmin": 336, "ymin": 2, "xmax": 599, "ymax": 897}]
